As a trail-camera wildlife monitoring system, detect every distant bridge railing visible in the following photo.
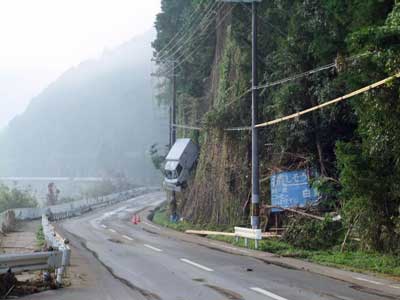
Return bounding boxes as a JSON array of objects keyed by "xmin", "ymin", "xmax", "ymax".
[{"xmin": 0, "ymin": 186, "xmax": 160, "ymax": 225}]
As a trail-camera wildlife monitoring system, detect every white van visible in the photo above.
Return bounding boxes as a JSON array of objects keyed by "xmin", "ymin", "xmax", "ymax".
[{"xmin": 164, "ymin": 139, "xmax": 199, "ymax": 191}]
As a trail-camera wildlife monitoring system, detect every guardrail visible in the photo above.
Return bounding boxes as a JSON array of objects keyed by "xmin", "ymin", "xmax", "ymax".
[
  {"xmin": 0, "ymin": 186, "xmax": 160, "ymax": 285},
  {"xmin": 42, "ymin": 214, "xmax": 71, "ymax": 285},
  {"xmin": 234, "ymin": 227, "xmax": 262, "ymax": 249},
  {"xmin": 0, "ymin": 251, "xmax": 63, "ymax": 275},
  {"xmin": 0, "ymin": 186, "xmax": 160, "ymax": 228}
]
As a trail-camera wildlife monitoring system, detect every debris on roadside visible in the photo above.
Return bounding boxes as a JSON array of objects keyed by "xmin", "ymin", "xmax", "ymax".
[{"xmin": 0, "ymin": 269, "xmax": 67, "ymax": 299}]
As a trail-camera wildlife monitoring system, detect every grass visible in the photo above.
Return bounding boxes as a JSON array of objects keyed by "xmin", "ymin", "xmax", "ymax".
[
  {"xmin": 36, "ymin": 225, "xmax": 45, "ymax": 248},
  {"xmin": 152, "ymin": 206, "xmax": 400, "ymax": 277}
]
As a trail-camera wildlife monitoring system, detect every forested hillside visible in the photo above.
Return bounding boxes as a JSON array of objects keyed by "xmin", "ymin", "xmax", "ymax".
[
  {"xmin": 0, "ymin": 31, "xmax": 168, "ymax": 183},
  {"xmin": 153, "ymin": 0, "xmax": 400, "ymax": 253}
]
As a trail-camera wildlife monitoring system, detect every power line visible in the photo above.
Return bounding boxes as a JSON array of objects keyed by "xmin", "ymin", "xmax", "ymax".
[
  {"xmin": 239, "ymin": 2, "xmax": 287, "ymax": 38},
  {"xmin": 255, "ymin": 52, "xmax": 372, "ymax": 92},
  {"xmin": 165, "ymin": 2, "xmax": 223, "ymax": 64},
  {"xmin": 224, "ymin": 126, "xmax": 251, "ymax": 131},
  {"xmin": 255, "ymin": 73, "xmax": 400, "ymax": 128},
  {"xmin": 255, "ymin": 63, "xmax": 336, "ymax": 91},
  {"xmin": 157, "ymin": 1, "xmax": 222, "ymax": 63},
  {"xmin": 156, "ymin": 0, "xmax": 206, "ymax": 59},
  {"xmin": 161, "ymin": 4, "xmax": 232, "ymax": 77},
  {"xmin": 156, "ymin": 0, "xmax": 216, "ymax": 61},
  {"xmin": 164, "ymin": 53, "xmax": 373, "ymax": 132},
  {"xmin": 173, "ymin": 124, "xmax": 203, "ymax": 131}
]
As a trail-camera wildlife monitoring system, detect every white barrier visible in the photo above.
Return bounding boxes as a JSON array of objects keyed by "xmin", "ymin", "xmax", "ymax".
[
  {"xmin": 0, "ymin": 251, "xmax": 63, "ymax": 274},
  {"xmin": 42, "ymin": 214, "xmax": 71, "ymax": 285},
  {"xmin": 0, "ymin": 186, "xmax": 160, "ymax": 225},
  {"xmin": 234, "ymin": 227, "xmax": 262, "ymax": 249},
  {"xmin": 0, "ymin": 186, "xmax": 160, "ymax": 285}
]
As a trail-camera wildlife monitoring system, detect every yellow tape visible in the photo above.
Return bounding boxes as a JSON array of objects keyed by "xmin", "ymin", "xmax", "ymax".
[{"xmin": 255, "ymin": 73, "xmax": 400, "ymax": 128}]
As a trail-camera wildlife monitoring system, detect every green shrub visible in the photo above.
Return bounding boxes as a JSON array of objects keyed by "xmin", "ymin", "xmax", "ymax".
[{"xmin": 283, "ymin": 216, "xmax": 344, "ymax": 250}]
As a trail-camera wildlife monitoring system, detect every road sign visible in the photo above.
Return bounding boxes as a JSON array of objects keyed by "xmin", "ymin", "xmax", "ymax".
[{"xmin": 270, "ymin": 170, "xmax": 318, "ymax": 212}]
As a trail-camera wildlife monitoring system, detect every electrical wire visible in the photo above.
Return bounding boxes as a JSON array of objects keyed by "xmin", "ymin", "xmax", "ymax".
[
  {"xmin": 161, "ymin": 4, "xmax": 232, "ymax": 76},
  {"xmin": 157, "ymin": 1, "xmax": 222, "ymax": 62},
  {"xmin": 156, "ymin": 0, "xmax": 206, "ymax": 59},
  {"xmin": 164, "ymin": 2, "xmax": 223, "ymax": 64},
  {"xmin": 255, "ymin": 73, "xmax": 400, "ymax": 128},
  {"xmin": 156, "ymin": 0, "xmax": 216, "ymax": 61},
  {"xmin": 255, "ymin": 63, "xmax": 336, "ymax": 91}
]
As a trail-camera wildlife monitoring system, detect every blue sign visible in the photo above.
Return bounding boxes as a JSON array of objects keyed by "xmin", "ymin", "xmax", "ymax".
[{"xmin": 270, "ymin": 170, "xmax": 319, "ymax": 212}]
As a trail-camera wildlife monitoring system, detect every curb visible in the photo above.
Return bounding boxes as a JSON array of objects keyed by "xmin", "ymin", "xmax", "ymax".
[{"xmin": 143, "ymin": 206, "xmax": 400, "ymax": 299}]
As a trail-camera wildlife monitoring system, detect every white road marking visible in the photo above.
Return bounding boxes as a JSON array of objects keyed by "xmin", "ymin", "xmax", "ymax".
[
  {"xmin": 101, "ymin": 225, "xmax": 107, "ymax": 229},
  {"xmin": 122, "ymin": 235, "xmax": 133, "ymax": 241},
  {"xmin": 353, "ymin": 277, "xmax": 384, "ymax": 285},
  {"xmin": 144, "ymin": 244, "xmax": 163, "ymax": 252},
  {"xmin": 250, "ymin": 287, "xmax": 288, "ymax": 300},
  {"xmin": 389, "ymin": 285, "xmax": 400, "ymax": 289},
  {"xmin": 180, "ymin": 258, "xmax": 214, "ymax": 272},
  {"xmin": 143, "ymin": 221, "xmax": 160, "ymax": 230},
  {"xmin": 108, "ymin": 229, "xmax": 117, "ymax": 233}
]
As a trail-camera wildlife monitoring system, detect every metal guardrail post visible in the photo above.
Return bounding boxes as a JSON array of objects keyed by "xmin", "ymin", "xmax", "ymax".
[{"xmin": 42, "ymin": 214, "xmax": 71, "ymax": 285}]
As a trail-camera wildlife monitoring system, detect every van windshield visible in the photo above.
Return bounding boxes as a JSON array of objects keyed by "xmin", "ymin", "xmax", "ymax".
[{"xmin": 165, "ymin": 170, "xmax": 178, "ymax": 180}]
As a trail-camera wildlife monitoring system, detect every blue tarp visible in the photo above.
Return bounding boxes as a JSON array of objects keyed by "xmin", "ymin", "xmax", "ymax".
[{"xmin": 270, "ymin": 170, "xmax": 319, "ymax": 212}]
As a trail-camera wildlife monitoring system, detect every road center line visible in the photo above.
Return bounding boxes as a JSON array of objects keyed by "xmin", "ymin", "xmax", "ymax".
[
  {"xmin": 122, "ymin": 235, "xmax": 133, "ymax": 241},
  {"xmin": 180, "ymin": 258, "xmax": 214, "ymax": 272},
  {"xmin": 250, "ymin": 287, "xmax": 288, "ymax": 300},
  {"xmin": 108, "ymin": 229, "xmax": 117, "ymax": 233},
  {"xmin": 144, "ymin": 244, "xmax": 163, "ymax": 252},
  {"xmin": 353, "ymin": 277, "xmax": 384, "ymax": 285}
]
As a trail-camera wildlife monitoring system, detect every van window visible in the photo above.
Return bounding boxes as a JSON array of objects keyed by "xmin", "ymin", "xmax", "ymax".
[{"xmin": 176, "ymin": 164, "xmax": 183, "ymax": 176}]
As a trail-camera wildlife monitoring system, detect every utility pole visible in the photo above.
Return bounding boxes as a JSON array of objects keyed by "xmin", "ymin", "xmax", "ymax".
[
  {"xmin": 220, "ymin": 0, "xmax": 261, "ymax": 232},
  {"xmin": 250, "ymin": 1, "xmax": 260, "ymax": 231},
  {"xmin": 170, "ymin": 60, "xmax": 177, "ymax": 221},
  {"xmin": 172, "ymin": 61, "xmax": 177, "ymax": 144},
  {"xmin": 169, "ymin": 105, "xmax": 172, "ymax": 149},
  {"xmin": 152, "ymin": 58, "xmax": 178, "ymax": 220}
]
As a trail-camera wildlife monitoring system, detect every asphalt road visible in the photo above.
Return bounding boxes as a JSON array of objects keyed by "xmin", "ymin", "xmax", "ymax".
[{"xmin": 26, "ymin": 192, "xmax": 399, "ymax": 300}]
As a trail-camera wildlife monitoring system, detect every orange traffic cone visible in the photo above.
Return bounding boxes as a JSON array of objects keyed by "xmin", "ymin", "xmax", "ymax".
[{"xmin": 131, "ymin": 215, "xmax": 137, "ymax": 224}]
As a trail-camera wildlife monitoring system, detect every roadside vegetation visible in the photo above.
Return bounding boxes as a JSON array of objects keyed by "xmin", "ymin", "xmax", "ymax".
[
  {"xmin": 153, "ymin": 0, "xmax": 400, "ymax": 269},
  {"xmin": 0, "ymin": 184, "xmax": 37, "ymax": 213},
  {"xmin": 153, "ymin": 206, "xmax": 400, "ymax": 277},
  {"xmin": 36, "ymin": 225, "xmax": 45, "ymax": 248}
]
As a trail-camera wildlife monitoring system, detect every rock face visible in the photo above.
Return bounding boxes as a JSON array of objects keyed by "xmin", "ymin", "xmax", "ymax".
[{"xmin": 174, "ymin": 7, "xmax": 253, "ymax": 226}]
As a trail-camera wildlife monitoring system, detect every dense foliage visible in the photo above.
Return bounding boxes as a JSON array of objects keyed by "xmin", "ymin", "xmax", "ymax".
[
  {"xmin": 0, "ymin": 184, "xmax": 37, "ymax": 212},
  {"xmin": 154, "ymin": 0, "xmax": 399, "ymax": 253}
]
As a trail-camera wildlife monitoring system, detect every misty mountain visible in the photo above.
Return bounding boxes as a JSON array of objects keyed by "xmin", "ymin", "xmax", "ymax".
[{"xmin": 0, "ymin": 30, "xmax": 168, "ymax": 183}]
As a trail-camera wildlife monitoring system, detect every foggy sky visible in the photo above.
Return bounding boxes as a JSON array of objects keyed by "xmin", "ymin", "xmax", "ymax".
[{"xmin": 0, "ymin": 0, "xmax": 160, "ymax": 129}]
